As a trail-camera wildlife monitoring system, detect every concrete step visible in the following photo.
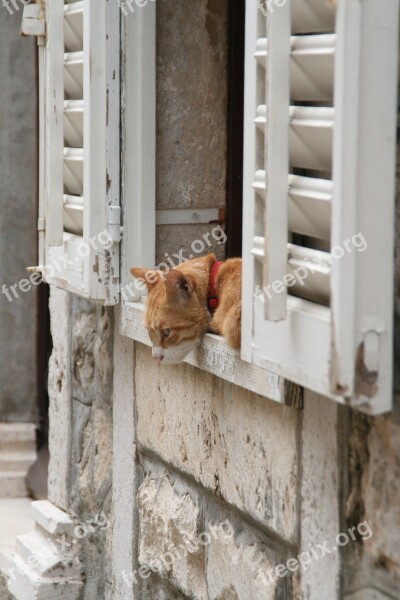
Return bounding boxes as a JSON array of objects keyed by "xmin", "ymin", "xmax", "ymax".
[
  {"xmin": 7, "ymin": 553, "xmax": 83, "ymax": 600},
  {"xmin": 0, "ymin": 424, "xmax": 36, "ymax": 453},
  {"xmin": 0, "ymin": 452, "xmax": 36, "ymax": 473},
  {"xmin": 15, "ymin": 528, "xmax": 79, "ymax": 578},
  {"xmin": 30, "ymin": 501, "xmax": 76, "ymax": 538},
  {"xmin": 0, "ymin": 473, "xmax": 28, "ymax": 499},
  {"xmin": 4, "ymin": 501, "xmax": 83, "ymax": 600},
  {"xmin": 0, "ymin": 424, "xmax": 37, "ymax": 499}
]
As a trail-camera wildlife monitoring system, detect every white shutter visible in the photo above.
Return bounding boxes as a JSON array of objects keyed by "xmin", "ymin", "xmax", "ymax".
[
  {"xmin": 37, "ymin": 0, "xmax": 120, "ymax": 304},
  {"xmin": 242, "ymin": 0, "xmax": 398, "ymax": 414}
]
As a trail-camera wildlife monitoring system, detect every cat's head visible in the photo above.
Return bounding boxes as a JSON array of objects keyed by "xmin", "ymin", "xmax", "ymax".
[{"xmin": 130, "ymin": 254, "xmax": 215, "ymax": 364}]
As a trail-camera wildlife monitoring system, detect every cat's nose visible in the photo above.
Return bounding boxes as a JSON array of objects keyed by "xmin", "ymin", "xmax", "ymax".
[{"xmin": 152, "ymin": 346, "xmax": 164, "ymax": 361}]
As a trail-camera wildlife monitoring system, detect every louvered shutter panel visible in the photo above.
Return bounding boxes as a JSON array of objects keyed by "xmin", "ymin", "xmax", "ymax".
[
  {"xmin": 242, "ymin": 0, "xmax": 398, "ymax": 414},
  {"xmin": 39, "ymin": 0, "xmax": 120, "ymax": 304}
]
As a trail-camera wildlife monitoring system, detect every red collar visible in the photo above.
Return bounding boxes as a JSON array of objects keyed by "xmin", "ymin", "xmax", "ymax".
[{"xmin": 208, "ymin": 261, "xmax": 223, "ymax": 311}]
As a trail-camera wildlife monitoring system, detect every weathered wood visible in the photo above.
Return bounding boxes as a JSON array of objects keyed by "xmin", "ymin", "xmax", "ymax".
[{"xmin": 121, "ymin": 302, "xmax": 283, "ymax": 403}]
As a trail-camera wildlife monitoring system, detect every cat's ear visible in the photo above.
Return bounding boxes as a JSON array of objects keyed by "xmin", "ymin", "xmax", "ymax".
[
  {"xmin": 130, "ymin": 267, "xmax": 161, "ymax": 289},
  {"xmin": 165, "ymin": 270, "xmax": 194, "ymax": 302}
]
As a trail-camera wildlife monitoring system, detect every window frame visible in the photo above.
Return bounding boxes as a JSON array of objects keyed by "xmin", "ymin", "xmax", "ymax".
[{"xmin": 118, "ymin": 0, "xmax": 284, "ymax": 404}]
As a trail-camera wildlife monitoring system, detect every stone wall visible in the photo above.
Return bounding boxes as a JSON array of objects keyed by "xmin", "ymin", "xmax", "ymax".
[
  {"xmin": 155, "ymin": 0, "xmax": 227, "ymax": 265},
  {"xmin": 123, "ymin": 270, "xmax": 400, "ymax": 600},
  {"xmin": 129, "ymin": 352, "xmax": 340, "ymax": 600},
  {"xmin": 48, "ymin": 288, "xmax": 114, "ymax": 599}
]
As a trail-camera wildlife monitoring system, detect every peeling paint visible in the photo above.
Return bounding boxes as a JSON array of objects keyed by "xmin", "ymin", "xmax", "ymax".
[{"xmin": 205, "ymin": 345, "xmax": 236, "ymax": 376}]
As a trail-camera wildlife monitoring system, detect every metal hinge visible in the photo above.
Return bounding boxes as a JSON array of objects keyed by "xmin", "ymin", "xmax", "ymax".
[
  {"xmin": 20, "ymin": 4, "xmax": 46, "ymax": 38},
  {"xmin": 107, "ymin": 206, "xmax": 122, "ymax": 243}
]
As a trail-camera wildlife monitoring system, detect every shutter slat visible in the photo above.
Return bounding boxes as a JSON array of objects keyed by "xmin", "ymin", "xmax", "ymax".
[
  {"xmin": 258, "ymin": 106, "xmax": 334, "ymax": 172},
  {"xmin": 252, "ymin": 238, "xmax": 331, "ymax": 305},
  {"xmin": 287, "ymin": 244, "xmax": 330, "ymax": 305},
  {"xmin": 63, "ymin": 148, "xmax": 83, "ymax": 196},
  {"xmin": 63, "ymin": 194, "xmax": 83, "ymax": 235},
  {"xmin": 288, "ymin": 174, "xmax": 332, "ymax": 239},
  {"xmin": 292, "ymin": 0, "xmax": 336, "ymax": 34},
  {"xmin": 260, "ymin": 35, "xmax": 335, "ymax": 102},
  {"xmin": 290, "ymin": 106, "xmax": 334, "ymax": 172},
  {"xmin": 64, "ymin": 1, "xmax": 83, "ymax": 53},
  {"xmin": 253, "ymin": 171, "xmax": 332, "ymax": 241},
  {"xmin": 64, "ymin": 51, "xmax": 83, "ymax": 100},
  {"xmin": 291, "ymin": 34, "xmax": 335, "ymax": 101},
  {"xmin": 64, "ymin": 99, "xmax": 83, "ymax": 147}
]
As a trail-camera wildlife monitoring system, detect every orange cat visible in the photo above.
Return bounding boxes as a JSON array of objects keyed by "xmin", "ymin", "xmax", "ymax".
[{"xmin": 130, "ymin": 254, "xmax": 241, "ymax": 363}]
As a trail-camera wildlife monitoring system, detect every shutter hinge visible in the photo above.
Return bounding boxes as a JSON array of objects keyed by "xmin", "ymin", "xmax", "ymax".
[
  {"xmin": 20, "ymin": 4, "xmax": 46, "ymax": 39},
  {"xmin": 37, "ymin": 218, "xmax": 45, "ymax": 232},
  {"xmin": 107, "ymin": 206, "xmax": 122, "ymax": 243}
]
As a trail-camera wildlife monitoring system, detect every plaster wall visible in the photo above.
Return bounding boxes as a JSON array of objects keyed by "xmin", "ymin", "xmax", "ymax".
[{"xmin": 0, "ymin": 7, "xmax": 38, "ymax": 423}]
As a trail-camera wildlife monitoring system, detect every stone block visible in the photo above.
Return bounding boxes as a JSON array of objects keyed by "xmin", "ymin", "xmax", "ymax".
[
  {"xmin": 137, "ymin": 474, "xmax": 206, "ymax": 600},
  {"xmin": 135, "ymin": 344, "xmax": 299, "ymax": 542},
  {"xmin": 206, "ymin": 532, "xmax": 280, "ymax": 600},
  {"xmin": 136, "ymin": 469, "xmax": 291, "ymax": 600}
]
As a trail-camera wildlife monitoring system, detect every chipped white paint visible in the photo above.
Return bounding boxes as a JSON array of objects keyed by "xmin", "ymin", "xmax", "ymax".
[{"xmin": 204, "ymin": 343, "xmax": 237, "ymax": 376}]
